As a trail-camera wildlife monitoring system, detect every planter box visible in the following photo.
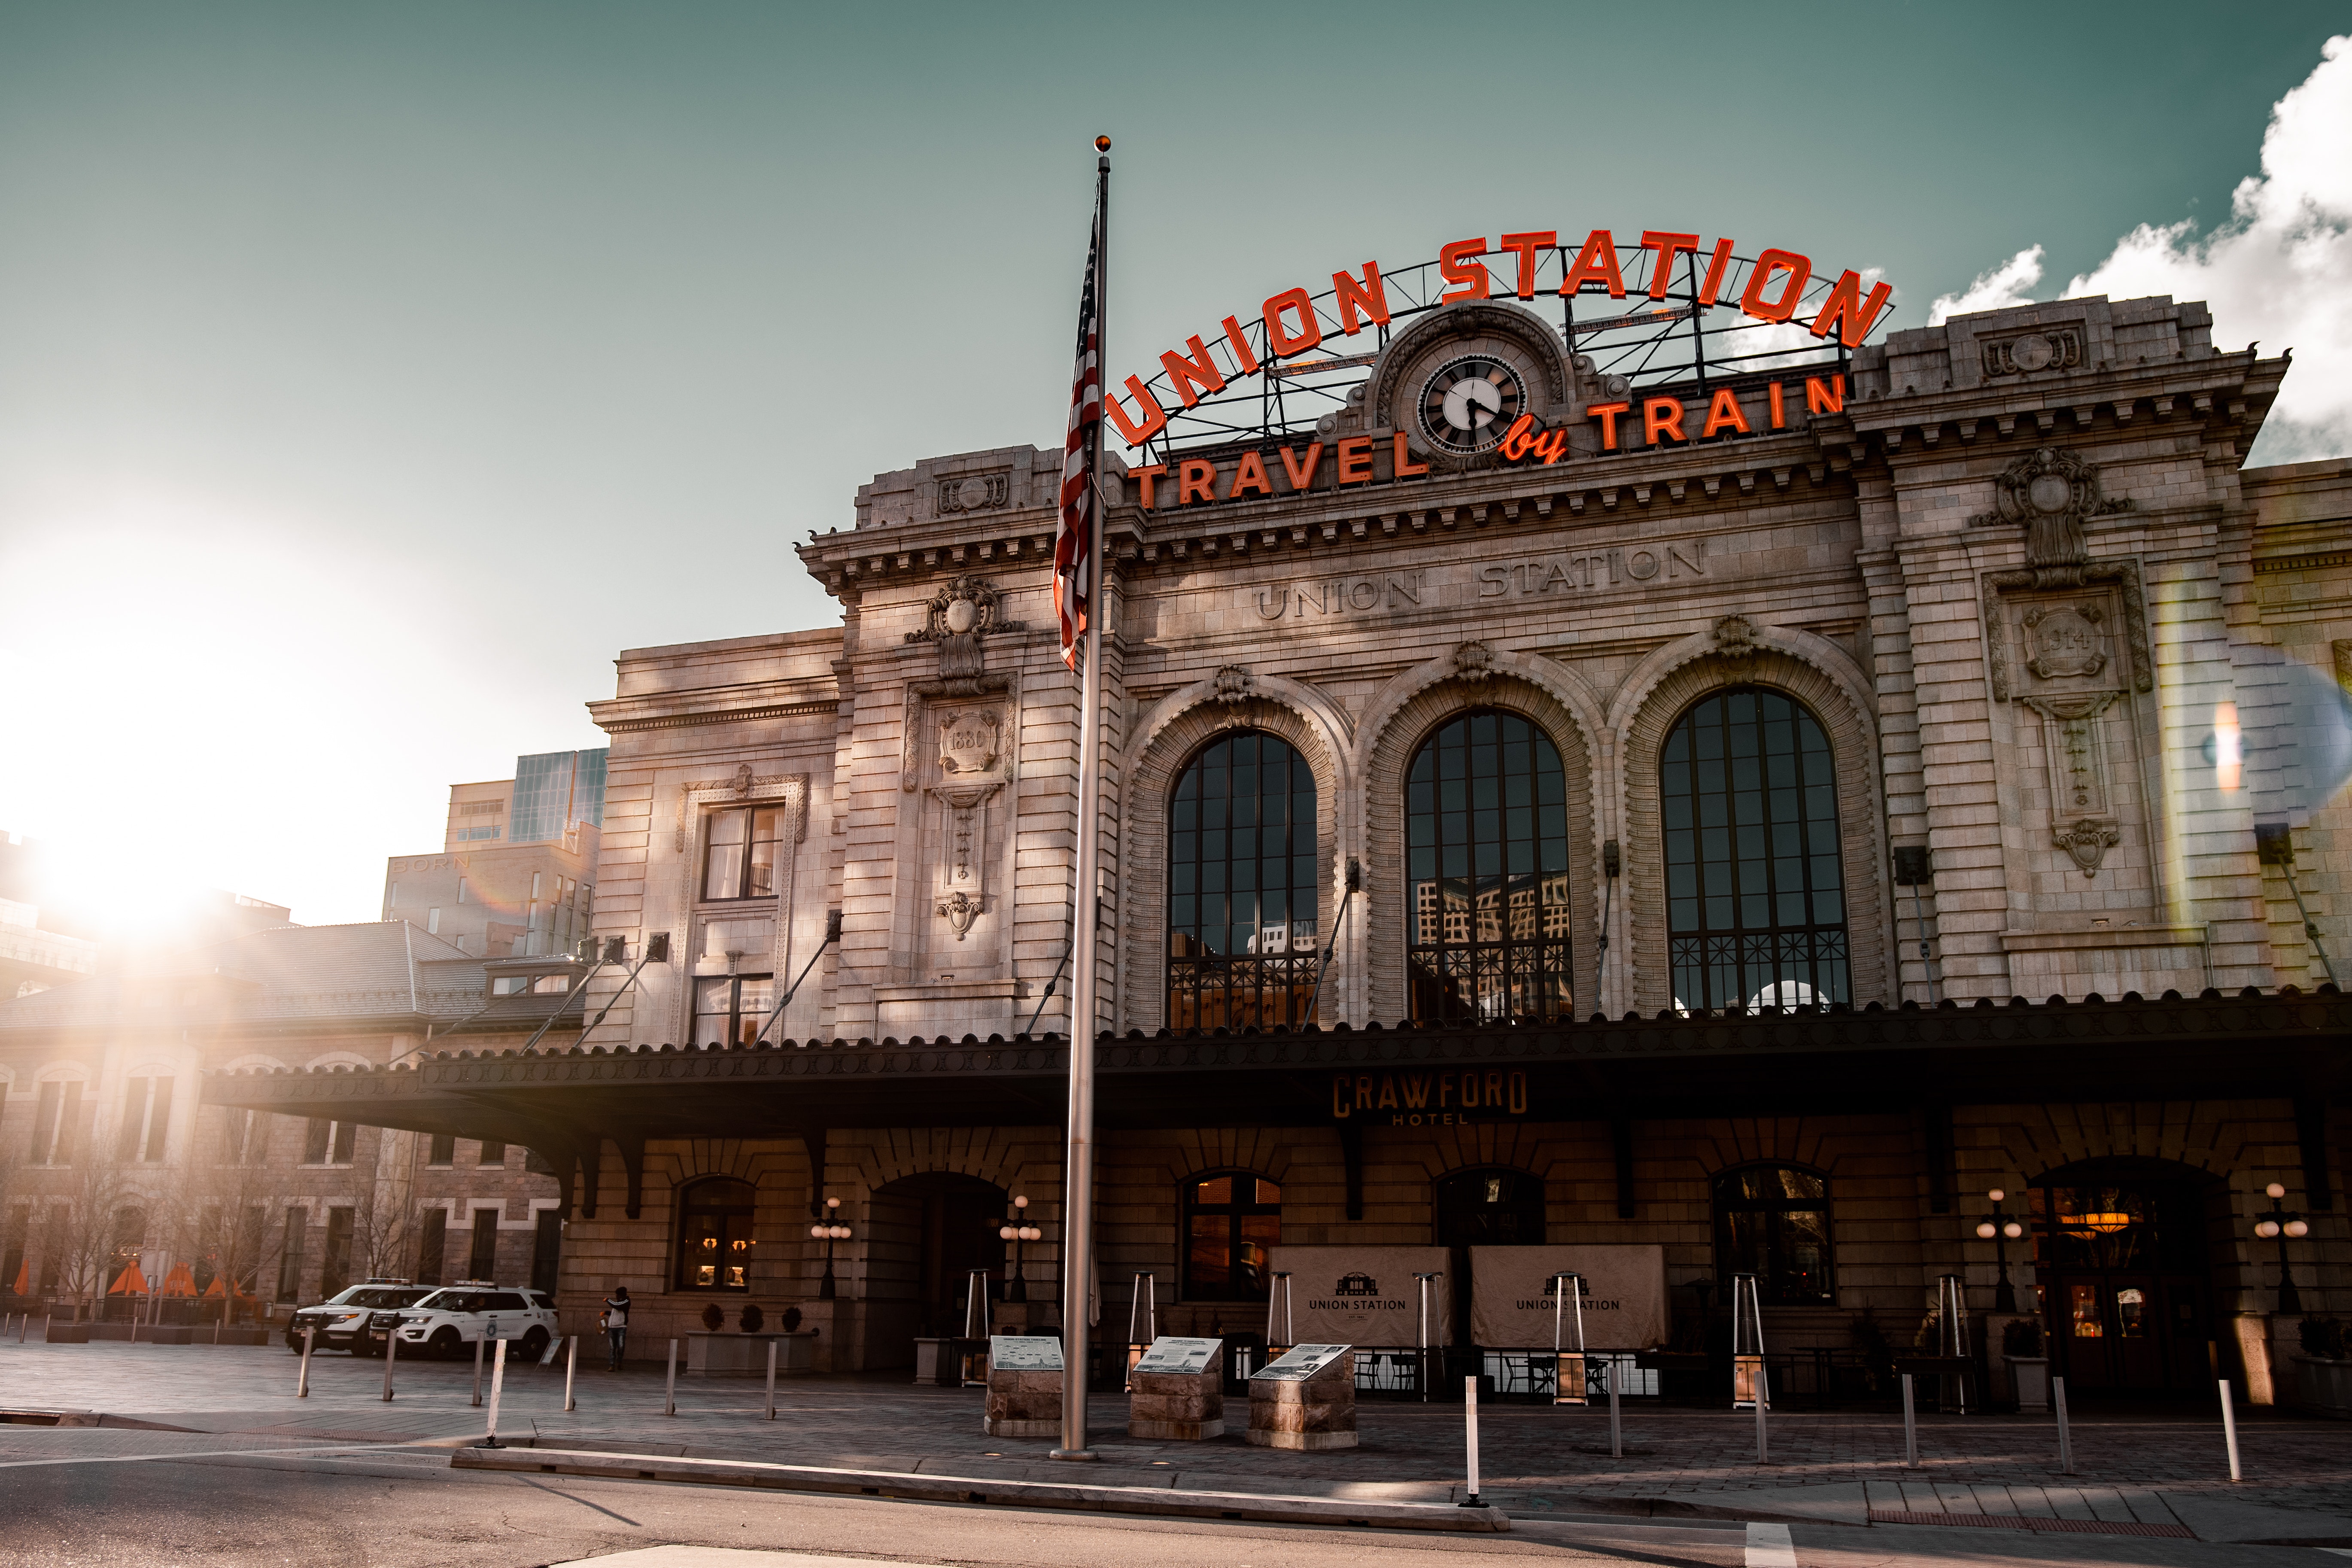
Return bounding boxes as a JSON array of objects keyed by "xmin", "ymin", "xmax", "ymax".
[
  {"xmin": 2294, "ymin": 1355, "xmax": 2352, "ymax": 1419},
  {"xmin": 2006, "ymin": 1355, "xmax": 2051, "ymax": 1414},
  {"xmin": 43, "ymin": 1323, "xmax": 91, "ymax": 1344},
  {"xmin": 684, "ymin": 1331, "xmax": 816, "ymax": 1377}
]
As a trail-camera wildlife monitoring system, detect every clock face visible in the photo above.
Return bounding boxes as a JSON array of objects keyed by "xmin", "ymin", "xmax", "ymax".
[{"xmin": 1418, "ymin": 355, "xmax": 1525, "ymax": 455}]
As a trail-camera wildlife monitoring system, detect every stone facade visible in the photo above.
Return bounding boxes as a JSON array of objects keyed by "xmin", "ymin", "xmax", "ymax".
[{"xmin": 213, "ymin": 290, "xmax": 2349, "ymax": 1403}]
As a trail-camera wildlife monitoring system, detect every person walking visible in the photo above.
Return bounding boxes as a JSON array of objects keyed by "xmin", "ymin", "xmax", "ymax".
[{"xmin": 601, "ymin": 1285, "xmax": 630, "ymax": 1371}]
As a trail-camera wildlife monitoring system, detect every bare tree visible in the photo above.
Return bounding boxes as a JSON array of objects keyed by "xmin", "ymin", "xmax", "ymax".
[
  {"xmin": 46, "ymin": 1150, "xmax": 134, "ymax": 1321},
  {"xmin": 180, "ymin": 1112, "xmax": 292, "ymax": 1323},
  {"xmin": 347, "ymin": 1127, "xmax": 414, "ymax": 1282}
]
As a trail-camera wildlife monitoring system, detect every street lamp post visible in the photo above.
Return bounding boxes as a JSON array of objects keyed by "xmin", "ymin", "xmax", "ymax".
[
  {"xmin": 810, "ymin": 1196, "xmax": 851, "ymax": 1302},
  {"xmin": 2253, "ymin": 1182, "xmax": 2309, "ymax": 1317},
  {"xmin": 1975, "ymin": 1188, "xmax": 2026, "ymax": 1314},
  {"xmin": 997, "ymin": 1195, "xmax": 1042, "ymax": 1304}
]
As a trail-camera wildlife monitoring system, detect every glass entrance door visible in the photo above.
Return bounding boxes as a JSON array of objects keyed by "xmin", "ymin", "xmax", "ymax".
[{"xmin": 2036, "ymin": 1173, "xmax": 2213, "ymax": 1395}]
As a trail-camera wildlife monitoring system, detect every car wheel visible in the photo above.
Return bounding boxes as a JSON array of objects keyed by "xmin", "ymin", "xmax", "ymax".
[
  {"xmin": 429, "ymin": 1328, "xmax": 463, "ymax": 1359},
  {"xmin": 519, "ymin": 1327, "xmax": 550, "ymax": 1359}
]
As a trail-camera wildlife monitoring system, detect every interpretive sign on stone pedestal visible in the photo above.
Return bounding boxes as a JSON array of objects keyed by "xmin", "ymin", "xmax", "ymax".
[
  {"xmin": 1128, "ymin": 1336, "xmax": 1225, "ymax": 1440},
  {"xmin": 982, "ymin": 1335, "xmax": 1063, "ymax": 1437},
  {"xmin": 1245, "ymin": 1343, "xmax": 1356, "ymax": 1451}
]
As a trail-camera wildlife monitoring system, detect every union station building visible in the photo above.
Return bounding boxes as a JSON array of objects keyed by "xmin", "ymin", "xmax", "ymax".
[{"xmin": 213, "ymin": 240, "xmax": 2350, "ymax": 1404}]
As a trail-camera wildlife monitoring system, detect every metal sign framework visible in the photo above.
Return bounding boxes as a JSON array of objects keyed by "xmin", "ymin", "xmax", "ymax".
[{"xmin": 1121, "ymin": 243, "xmax": 1887, "ymax": 463}]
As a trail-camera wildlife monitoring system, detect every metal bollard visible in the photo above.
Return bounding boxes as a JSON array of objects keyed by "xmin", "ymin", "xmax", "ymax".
[
  {"xmin": 297, "ymin": 1327, "xmax": 315, "ymax": 1398},
  {"xmin": 1608, "ymin": 1364, "xmax": 1622, "ymax": 1459},
  {"xmin": 2220, "ymin": 1378, "xmax": 2241, "ymax": 1482},
  {"xmin": 382, "ymin": 1328, "xmax": 397, "ymax": 1401},
  {"xmin": 1460, "ymin": 1376, "xmax": 1484, "ymax": 1507},
  {"xmin": 765, "ymin": 1339, "xmax": 778, "ymax": 1421},
  {"xmin": 44, "ymin": 1314, "xmax": 52, "ymax": 1343},
  {"xmin": 564, "ymin": 1335, "xmax": 577, "ymax": 1413},
  {"xmin": 1754, "ymin": 1360, "xmax": 1769, "ymax": 1463},
  {"xmin": 471, "ymin": 1336, "xmax": 485, "ymax": 1408},
  {"xmin": 1902, "ymin": 1373, "xmax": 1919, "ymax": 1468},
  {"xmin": 664, "ymin": 1339, "xmax": 678, "ymax": 1416},
  {"xmin": 2054, "ymin": 1375, "xmax": 2074, "ymax": 1474},
  {"xmin": 484, "ymin": 1339, "xmax": 507, "ymax": 1448}
]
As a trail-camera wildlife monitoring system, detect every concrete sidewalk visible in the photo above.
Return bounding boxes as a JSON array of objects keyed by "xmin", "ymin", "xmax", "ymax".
[{"xmin": 6, "ymin": 1338, "xmax": 2351, "ymax": 1546}]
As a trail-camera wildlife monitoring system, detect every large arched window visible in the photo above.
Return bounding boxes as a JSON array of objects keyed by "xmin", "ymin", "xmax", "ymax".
[
  {"xmin": 1168, "ymin": 732, "xmax": 1318, "ymax": 1030},
  {"xmin": 1183, "ymin": 1172, "xmax": 1281, "ymax": 1301},
  {"xmin": 1661, "ymin": 688, "xmax": 1848, "ymax": 1011},
  {"xmin": 1406, "ymin": 711, "xmax": 1573, "ymax": 1023},
  {"xmin": 1714, "ymin": 1165, "xmax": 1832, "ymax": 1304},
  {"xmin": 675, "ymin": 1177, "xmax": 756, "ymax": 1291}
]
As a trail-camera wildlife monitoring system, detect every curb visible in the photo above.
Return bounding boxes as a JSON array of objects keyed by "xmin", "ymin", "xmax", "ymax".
[{"xmin": 451, "ymin": 1446, "xmax": 1511, "ymax": 1532}]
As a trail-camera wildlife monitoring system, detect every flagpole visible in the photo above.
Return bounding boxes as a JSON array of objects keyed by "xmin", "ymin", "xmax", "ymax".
[{"xmin": 1055, "ymin": 134, "xmax": 1110, "ymax": 1463}]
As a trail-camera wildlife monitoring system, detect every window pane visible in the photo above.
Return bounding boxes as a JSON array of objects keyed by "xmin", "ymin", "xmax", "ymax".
[
  {"xmin": 1660, "ymin": 689, "xmax": 1848, "ymax": 1011},
  {"xmin": 1194, "ymin": 1176, "xmax": 1231, "ymax": 1205},
  {"xmin": 1188, "ymin": 1215, "xmax": 1232, "ymax": 1295},
  {"xmin": 1167, "ymin": 733, "xmax": 1318, "ymax": 1030},
  {"xmin": 1407, "ymin": 711, "xmax": 1572, "ymax": 1023},
  {"xmin": 704, "ymin": 810, "xmax": 746, "ymax": 900}
]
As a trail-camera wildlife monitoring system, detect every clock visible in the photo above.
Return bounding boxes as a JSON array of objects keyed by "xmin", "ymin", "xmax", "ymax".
[{"xmin": 1418, "ymin": 355, "xmax": 1526, "ymax": 455}]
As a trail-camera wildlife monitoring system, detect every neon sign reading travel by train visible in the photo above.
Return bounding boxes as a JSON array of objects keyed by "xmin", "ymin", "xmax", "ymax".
[{"xmin": 1104, "ymin": 228, "xmax": 1895, "ymax": 449}]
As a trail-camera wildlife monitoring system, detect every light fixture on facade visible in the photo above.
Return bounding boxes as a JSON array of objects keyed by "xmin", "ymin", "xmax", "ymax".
[
  {"xmin": 997, "ymin": 1194, "xmax": 1042, "ymax": 1303},
  {"xmin": 811, "ymin": 1196, "xmax": 850, "ymax": 1301},
  {"xmin": 1973, "ymin": 1188, "xmax": 2026, "ymax": 1313}
]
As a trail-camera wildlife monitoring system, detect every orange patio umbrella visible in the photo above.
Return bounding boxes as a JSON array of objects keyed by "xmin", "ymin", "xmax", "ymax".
[
  {"xmin": 9, "ymin": 1259, "xmax": 25, "ymax": 1296},
  {"xmin": 107, "ymin": 1261, "xmax": 152, "ymax": 1296},
  {"xmin": 158, "ymin": 1262, "xmax": 198, "ymax": 1298}
]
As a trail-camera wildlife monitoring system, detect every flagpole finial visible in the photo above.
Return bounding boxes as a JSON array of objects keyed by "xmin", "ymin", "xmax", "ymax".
[{"xmin": 1094, "ymin": 135, "xmax": 1111, "ymax": 152}]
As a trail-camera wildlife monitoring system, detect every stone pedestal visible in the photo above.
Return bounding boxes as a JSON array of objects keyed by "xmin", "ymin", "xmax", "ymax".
[
  {"xmin": 983, "ymin": 1335, "xmax": 1064, "ymax": 1437},
  {"xmin": 1128, "ymin": 1336, "xmax": 1225, "ymax": 1440},
  {"xmin": 1246, "ymin": 1343, "xmax": 1356, "ymax": 1451}
]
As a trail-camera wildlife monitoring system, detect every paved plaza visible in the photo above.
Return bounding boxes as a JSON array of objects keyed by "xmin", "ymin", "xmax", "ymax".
[{"xmin": 4, "ymin": 1338, "xmax": 2352, "ymax": 1549}]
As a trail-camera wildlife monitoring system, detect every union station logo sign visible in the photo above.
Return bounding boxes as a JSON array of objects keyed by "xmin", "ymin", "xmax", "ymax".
[{"xmin": 1109, "ymin": 225, "xmax": 1895, "ymax": 507}]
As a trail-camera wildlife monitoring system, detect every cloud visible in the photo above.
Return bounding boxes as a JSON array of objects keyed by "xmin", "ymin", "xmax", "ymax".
[
  {"xmin": 1940, "ymin": 36, "xmax": 2352, "ymax": 462},
  {"xmin": 1929, "ymin": 246, "xmax": 2044, "ymax": 326}
]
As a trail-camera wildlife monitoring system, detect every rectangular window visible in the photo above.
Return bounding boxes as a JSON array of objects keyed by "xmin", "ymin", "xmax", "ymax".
[
  {"xmin": 142, "ymin": 1078, "xmax": 173, "ymax": 1162},
  {"xmin": 692, "ymin": 974, "xmax": 774, "ymax": 1048},
  {"xmin": 468, "ymin": 1209, "xmax": 500, "ymax": 1281},
  {"xmin": 417, "ymin": 1208, "xmax": 447, "ymax": 1285},
  {"xmin": 277, "ymin": 1209, "xmax": 307, "ymax": 1301},
  {"xmin": 457, "ymin": 878, "xmax": 469, "ymax": 904},
  {"xmin": 428, "ymin": 1134, "xmax": 455, "ymax": 1167},
  {"xmin": 31, "ymin": 1082, "xmax": 82, "ymax": 1165},
  {"xmin": 531, "ymin": 1209, "xmax": 562, "ymax": 1295},
  {"xmin": 222, "ymin": 1108, "xmax": 261, "ymax": 1165},
  {"xmin": 303, "ymin": 1119, "xmax": 331, "ymax": 1164},
  {"xmin": 492, "ymin": 975, "xmax": 529, "ymax": 995},
  {"xmin": 332, "ymin": 1121, "xmax": 357, "ymax": 1164},
  {"xmin": 427, "ymin": 908, "xmax": 441, "ymax": 935},
  {"xmin": 1, "ymin": 1205, "xmax": 27, "ymax": 1301},
  {"xmin": 701, "ymin": 806, "xmax": 786, "ymax": 901},
  {"xmin": 387, "ymin": 881, "xmax": 398, "ymax": 909},
  {"xmin": 321, "ymin": 1208, "xmax": 355, "ymax": 1299},
  {"xmin": 479, "ymin": 1141, "xmax": 506, "ymax": 1167},
  {"xmin": 119, "ymin": 1078, "xmax": 173, "ymax": 1164}
]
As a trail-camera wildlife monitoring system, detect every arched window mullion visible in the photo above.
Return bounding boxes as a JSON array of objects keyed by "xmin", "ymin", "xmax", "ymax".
[
  {"xmin": 1167, "ymin": 732, "xmax": 1318, "ymax": 1032},
  {"xmin": 1406, "ymin": 710, "xmax": 1573, "ymax": 1023},
  {"xmin": 1664, "ymin": 688, "xmax": 1849, "ymax": 1012}
]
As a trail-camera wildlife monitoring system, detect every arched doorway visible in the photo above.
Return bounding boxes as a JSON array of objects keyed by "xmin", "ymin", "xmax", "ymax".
[
  {"xmin": 1434, "ymin": 1167, "xmax": 1545, "ymax": 1345},
  {"xmin": 867, "ymin": 1173, "xmax": 1010, "ymax": 1361},
  {"xmin": 2032, "ymin": 1158, "xmax": 2221, "ymax": 1394}
]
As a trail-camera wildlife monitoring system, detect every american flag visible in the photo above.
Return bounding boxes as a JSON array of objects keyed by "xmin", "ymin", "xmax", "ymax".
[{"xmin": 1053, "ymin": 213, "xmax": 1103, "ymax": 670}]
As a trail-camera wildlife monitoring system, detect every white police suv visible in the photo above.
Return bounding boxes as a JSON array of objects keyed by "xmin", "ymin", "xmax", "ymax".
[
  {"xmin": 284, "ymin": 1279, "xmax": 436, "ymax": 1355},
  {"xmin": 392, "ymin": 1281, "xmax": 562, "ymax": 1359}
]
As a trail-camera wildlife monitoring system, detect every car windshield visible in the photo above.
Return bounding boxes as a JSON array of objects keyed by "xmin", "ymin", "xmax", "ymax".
[
  {"xmin": 343, "ymin": 1288, "xmax": 425, "ymax": 1309},
  {"xmin": 409, "ymin": 1290, "xmax": 461, "ymax": 1312}
]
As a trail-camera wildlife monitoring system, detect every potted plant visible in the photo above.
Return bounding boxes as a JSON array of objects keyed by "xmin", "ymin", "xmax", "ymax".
[
  {"xmin": 739, "ymin": 1302, "xmax": 765, "ymax": 1334},
  {"xmin": 2294, "ymin": 1318, "xmax": 2352, "ymax": 1419},
  {"xmin": 2003, "ymin": 1318, "xmax": 2050, "ymax": 1413},
  {"xmin": 701, "ymin": 1301, "xmax": 726, "ymax": 1332}
]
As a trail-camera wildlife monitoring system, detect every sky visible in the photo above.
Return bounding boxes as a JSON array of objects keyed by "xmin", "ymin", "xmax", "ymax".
[{"xmin": 1, "ymin": 2, "xmax": 2346, "ymax": 931}]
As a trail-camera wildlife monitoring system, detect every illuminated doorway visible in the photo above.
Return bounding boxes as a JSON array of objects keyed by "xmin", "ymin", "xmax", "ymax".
[{"xmin": 2033, "ymin": 1160, "xmax": 2218, "ymax": 1394}]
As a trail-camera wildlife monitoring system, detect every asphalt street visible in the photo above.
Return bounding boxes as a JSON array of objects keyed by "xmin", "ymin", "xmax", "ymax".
[{"xmin": 0, "ymin": 1439, "xmax": 2343, "ymax": 1568}]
